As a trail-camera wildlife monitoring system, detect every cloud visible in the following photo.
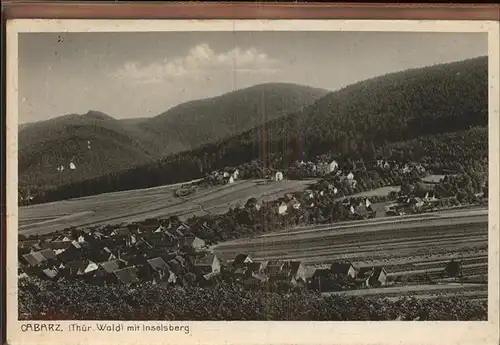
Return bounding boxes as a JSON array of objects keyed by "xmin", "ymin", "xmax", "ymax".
[{"xmin": 111, "ymin": 43, "xmax": 279, "ymax": 84}]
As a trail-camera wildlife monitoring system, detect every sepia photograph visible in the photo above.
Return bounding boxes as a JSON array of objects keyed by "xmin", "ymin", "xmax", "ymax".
[{"xmin": 5, "ymin": 17, "xmax": 500, "ymax": 345}]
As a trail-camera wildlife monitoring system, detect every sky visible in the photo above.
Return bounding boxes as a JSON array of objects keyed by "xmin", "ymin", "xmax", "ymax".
[{"xmin": 18, "ymin": 31, "xmax": 488, "ymax": 124}]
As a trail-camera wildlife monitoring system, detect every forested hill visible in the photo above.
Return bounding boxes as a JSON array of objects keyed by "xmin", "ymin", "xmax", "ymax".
[
  {"xmin": 31, "ymin": 56, "xmax": 488, "ymax": 204},
  {"xmin": 18, "ymin": 111, "xmax": 171, "ymax": 194},
  {"xmin": 255, "ymin": 55, "xmax": 488, "ymax": 160},
  {"xmin": 137, "ymin": 83, "xmax": 330, "ymax": 151},
  {"xmin": 19, "ymin": 83, "xmax": 328, "ymax": 197}
]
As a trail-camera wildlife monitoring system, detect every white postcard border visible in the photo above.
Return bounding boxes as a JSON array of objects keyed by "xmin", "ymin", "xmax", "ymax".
[{"xmin": 5, "ymin": 19, "xmax": 500, "ymax": 345}]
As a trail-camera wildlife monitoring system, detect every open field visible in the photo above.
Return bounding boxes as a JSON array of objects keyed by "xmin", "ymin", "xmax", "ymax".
[
  {"xmin": 19, "ymin": 179, "xmax": 317, "ymax": 236},
  {"xmin": 214, "ymin": 208, "xmax": 488, "ymax": 298}
]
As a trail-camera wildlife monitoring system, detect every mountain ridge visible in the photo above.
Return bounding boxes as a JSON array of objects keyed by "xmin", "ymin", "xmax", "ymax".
[
  {"xmin": 28, "ymin": 56, "xmax": 488, "ymax": 204},
  {"xmin": 19, "ymin": 82, "xmax": 329, "ymax": 194}
]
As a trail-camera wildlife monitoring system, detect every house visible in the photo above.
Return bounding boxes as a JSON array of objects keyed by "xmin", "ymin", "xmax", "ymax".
[
  {"xmin": 304, "ymin": 266, "xmax": 318, "ymax": 284},
  {"xmin": 275, "ymin": 171, "xmax": 284, "ymax": 181},
  {"xmin": 54, "ymin": 241, "xmax": 83, "ymax": 263},
  {"xmin": 233, "ymin": 267, "xmax": 249, "ymax": 282},
  {"xmin": 347, "ymin": 172, "xmax": 355, "ymax": 180},
  {"xmin": 167, "ymin": 258, "xmax": 184, "ymax": 275},
  {"xmin": 174, "ymin": 255, "xmax": 187, "ymax": 268},
  {"xmin": 39, "ymin": 248, "xmax": 57, "ymax": 261},
  {"xmin": 355, "ymin": 267, "xmax": 375, "ymax": 288},
  {"xmin": 409, "ymin": 197, "xmax": 424, "ymax": 209},
  {"xmin": 265, "ymin": 260, "xmax": 285, "ymax": 276},
  {"xmin": 224, "ymin": 175, "xmax": 235, "ymax": 184},
  {"xmin": 77, "ymin": 235, "xmax": 87, "ymax": 244},
  {"xmin": 146, "ymin": 257, "xmax": 177, "ymax": 284},
  {"xmin": 137, "ymin": 223, "xmax": 159, "ymax": 234},
  {"xmin": 47, "ymin": 240, "xmax": 73, "ymax": 251},
  {"xmin": 424, "ymin": 192, "xmax": 438, "ymax": 203},
  {"xmin": 330, "ymin": 262, "xmax": 357, "ymax": 280},
  {"xmin": 231, "ymin": 169, "xmax": 240, "ymax": 180},
  {"xmin": 242, "ymin": 273, "xmax": 268, "ymax": 289},
  {"xmin": 410, "ymin": 163, "xmax": 426, "ymax": 173},
  {"xmin": 89, "ymin": 231, "xmax": 105, "ymax": 241},
  {"xmin": 283, "ymin": 261, "xmax": 307, "ymax": 284},
  {"xmin": 19, "ymin": 239, "xmax": 40, "ymax": 249},
  {"xmin": 126, "ymin": 233, "xmax": 138, "ymax": 247},
  {"xmin": 194, "ymin": 253, "xmax": 221, "ymax": 275},
  {"xmin": 46, "ymin": 241, "xmax": 74, "ymax": 253},
  {"xmin": 163, "ymin": 230, "xmax": 178, "ymax": 243},
  {"xmin": 356, "ymin": 266, "xmax": 388, "ymax": 288},
  {"xmin": 246, "ymin": 261, "xmax": 265, "ymax": 274},
  {"xmin": 177, "ymin": 222, "xmax": 191, "ymax": 232},
  {"xmin": 232, "ymin": 253, "xmax": 253, "ymax": 268},
  {"xmin": 62, "ymin": 259, "xmax": 99, "ymax": 277},
  {"xmin": 22, "ymin": 252, "xmax": 47, "ymax": 267},
  {"xmin": 97, "ymin": 258, "xmax": 128, "ymax": 275},
  {"xmin": 111, "ymin": 227, "xmax": 130, "ymax": 237},
  {"xmin": 180, "ymin": 236, "xmax": 206, "ymax": 251},
  {"xmin": 18, "ymin": 246, "xmax": 32, "ymax": 262},
  {"xmin": 53, "ymin": 235, "xmax": 72, "ymax": 242},
  {"xmin": 278, "ymin": 202, "xmax": 288, "ymax": 215},
  {"xmin": 349, "ymin": 205, "xmax": 356, "ymax": 215},
  {"xmin": 86, "ymin": 246, "xmax": 116, "ymax": 263},
  {"xmin": 367, "ymin": 267, "xmax": 388, "ymax": 287},
  {"xmin": 32, "ymin": 242, "xmax": 45, "ymax": 251},
  {"xmin": 113, "ymin": 266, "xmax": 140, "ymax": 286},
  {"xmin": 143, "ymin": 232, "xmax": 169, "ymax": 248},
  {"xmin": 42, "ymin": 268, "xmax": 59, "ymax": 280},
  {"xmin": 317, "ymin": 160, "xmax": 338, "ymax": 175},
  {"xmin": 175, "ymin": 227, "xmax": 188, "ymax": 238},
  {"xmin": 309, "ymin": 268, "xmax": 332, "ymax": 291}
]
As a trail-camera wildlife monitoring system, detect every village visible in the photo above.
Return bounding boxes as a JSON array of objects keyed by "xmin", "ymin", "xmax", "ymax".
[
  {"xmin": 18, "ymin": 214, "xmax": 466, "ymax": 293},
  {"xmin": 18, "ymin": 154, "xmax": 481, "ymax": 295},
  {"xmin": 181, "ymin": 155, "xmax": 481, "ymax": 220}
]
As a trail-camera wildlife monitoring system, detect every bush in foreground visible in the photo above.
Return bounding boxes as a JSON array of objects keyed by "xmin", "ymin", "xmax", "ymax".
[{"xmin": 19, "ymin": 279, "xmax": 487, "ymax": 321}]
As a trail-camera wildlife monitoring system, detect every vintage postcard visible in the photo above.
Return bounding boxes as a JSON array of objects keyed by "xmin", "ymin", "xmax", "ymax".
[{"xmin": 5, "ymin": 19, "xmax": 500, "ymax": 345}]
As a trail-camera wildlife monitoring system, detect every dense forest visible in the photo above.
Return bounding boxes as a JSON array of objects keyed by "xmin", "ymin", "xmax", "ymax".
[
  {"xmin": 18, "ymin": 278, "xmax": 486, "ymax": 321},
  {"xmin": 32, "ymin": 125, "xmax": 488, "ymax": 205},
  {"xmin": 21, "ymin": 56, "xmax": 488, "ymax": 205},
  {"xmin": 138, "ymin": 83, "xmax": 329, "ymax": 150}
]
